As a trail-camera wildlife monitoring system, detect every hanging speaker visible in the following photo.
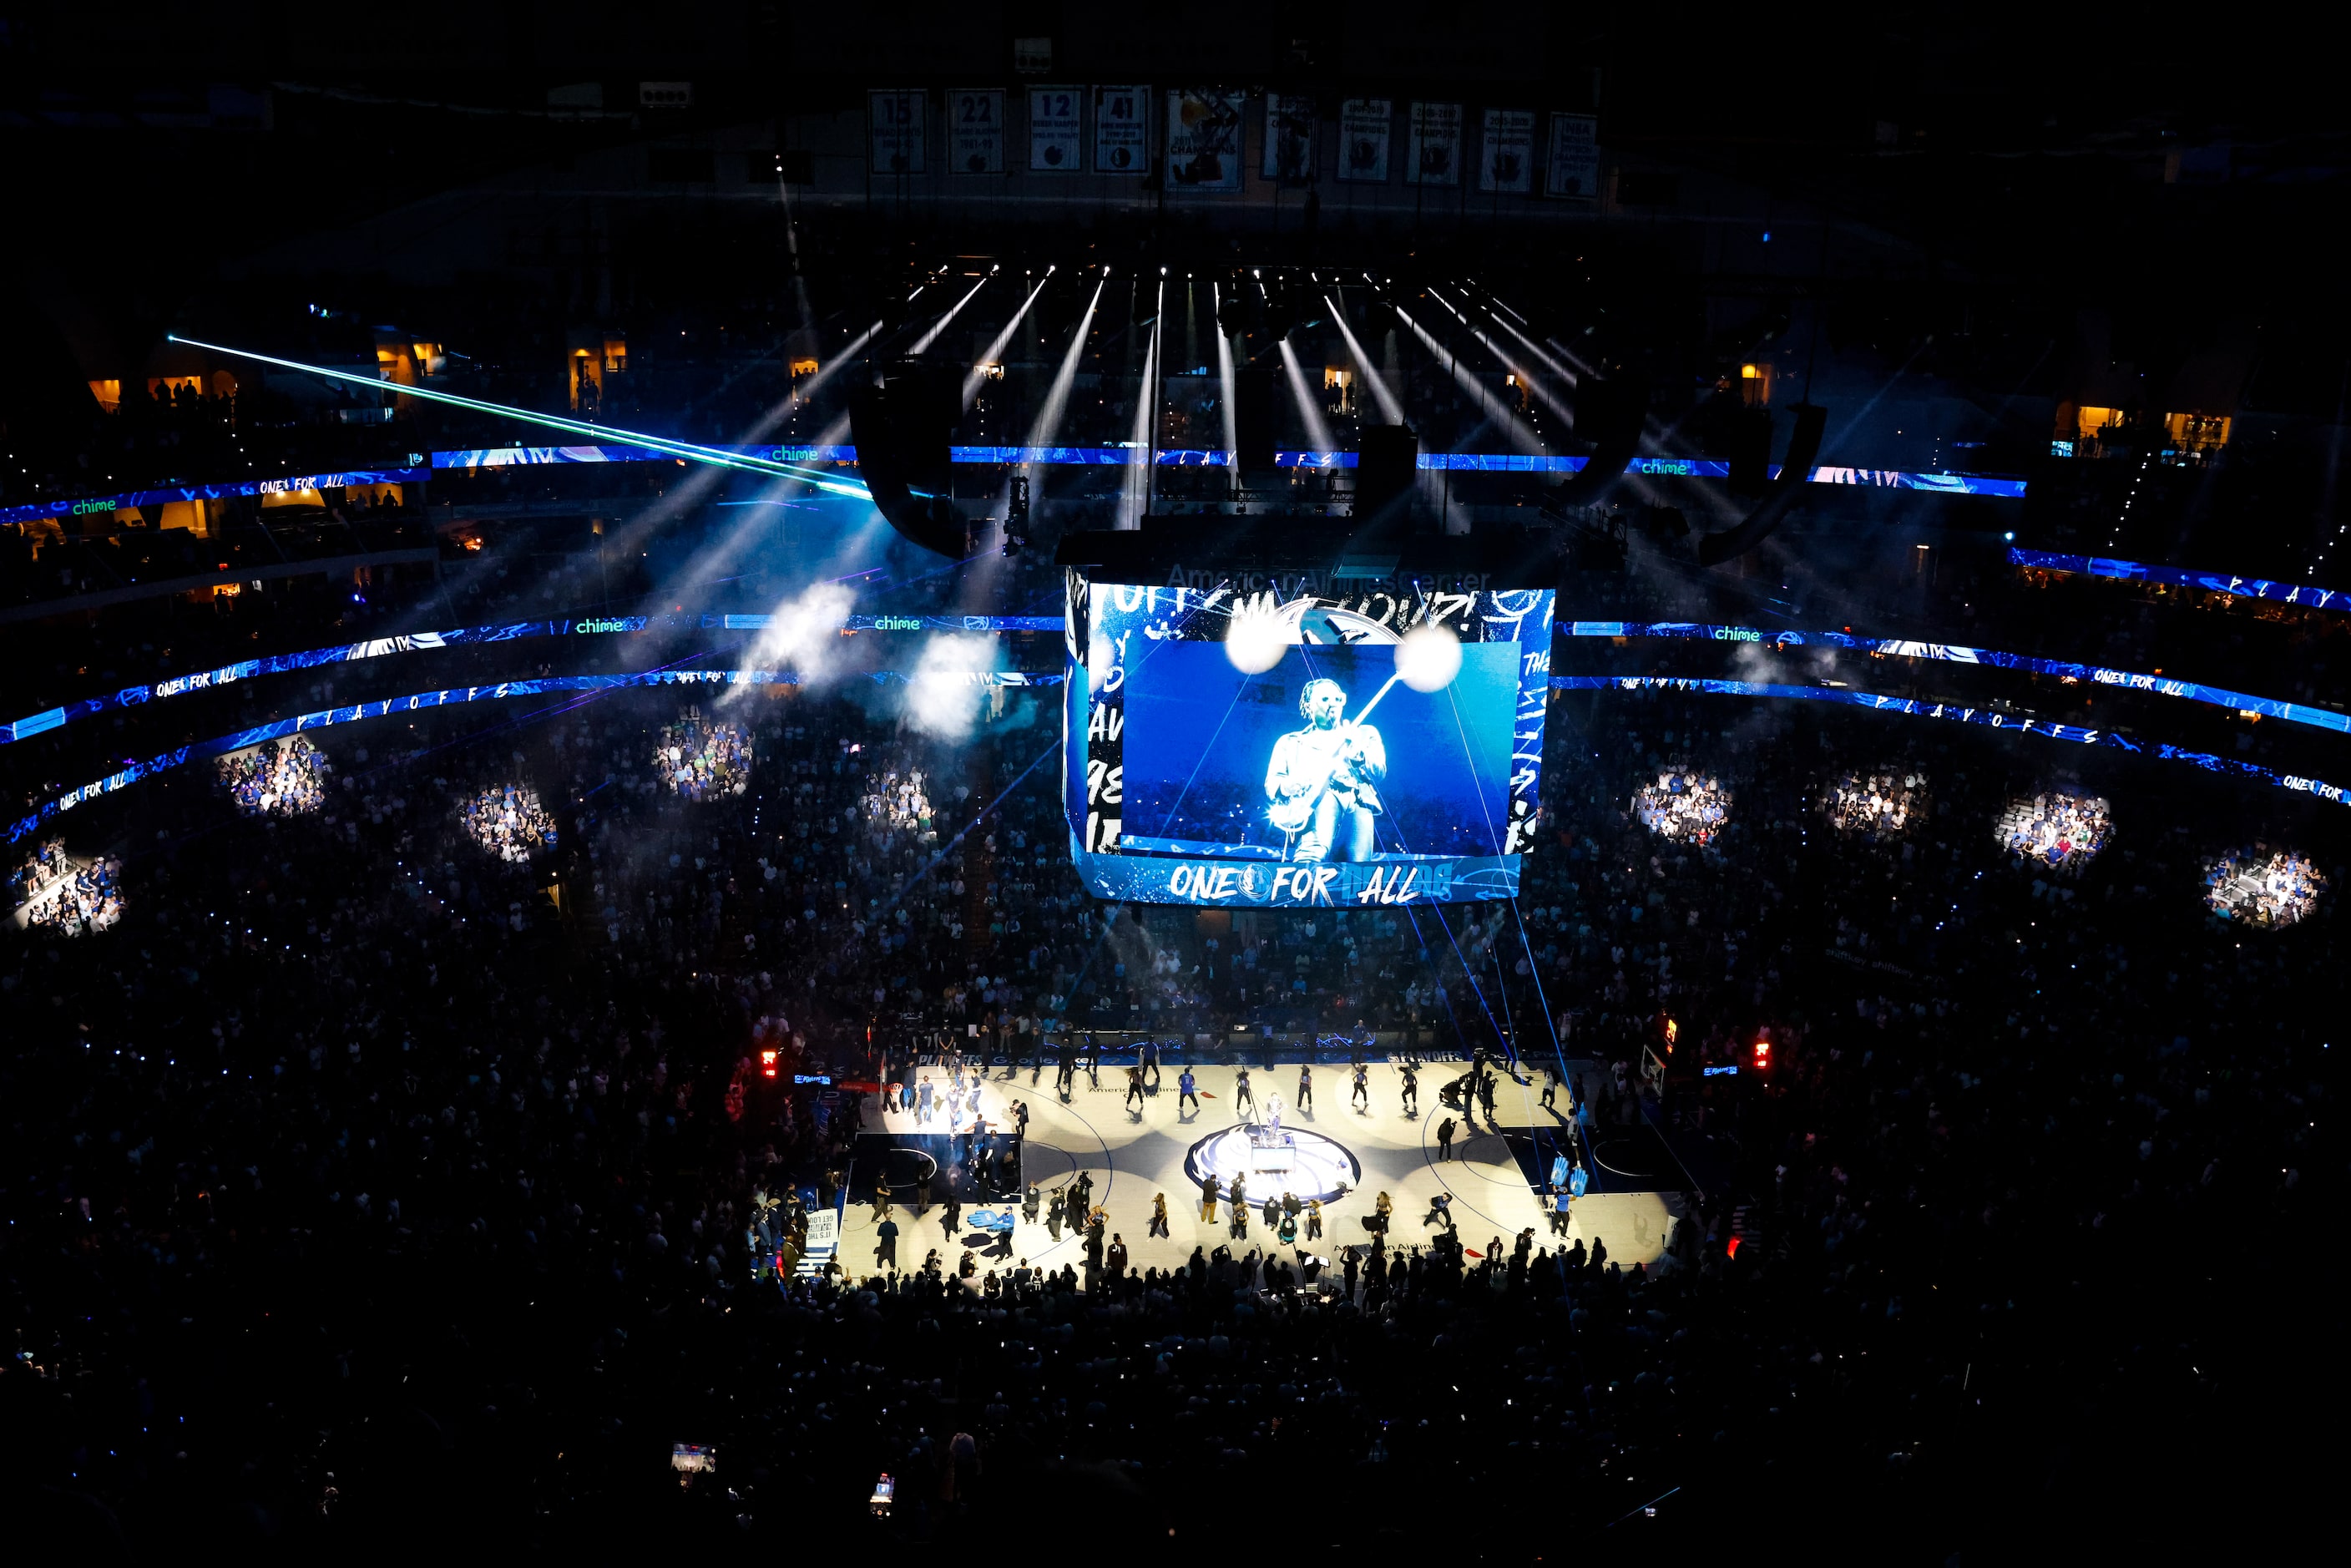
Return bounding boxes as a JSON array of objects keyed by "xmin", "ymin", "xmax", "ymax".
[
  {"xmin": 1556, "ymin": 372, "xmax": 1648, "ymax": 507},
  {"xmin": 1727, "ymin": 406, "xmax": 1774, "ymax": 498},
  {"xmin": 1236, "ymin": 366, "xmax": 1280, "ymax": 473},
  {"xmin": 1352, "ymin": 424, "xmax": 1419, "ymax": 528},
  {"xmin": 1696, "ymin": 403, "xmax": 1828, "ymax": 567},
  {"xmin": 850, "ymin": 375, "xmax": 966, "ymax": 557}
]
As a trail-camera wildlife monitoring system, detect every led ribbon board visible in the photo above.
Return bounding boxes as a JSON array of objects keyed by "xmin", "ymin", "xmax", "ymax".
[
  {"xmin": 1559, "ymin": 620, "xmax": 2351, "ymax": 737},
  {"xmin": 2, "ymin": 450, "xmax": 2024, "ymax": 524},
  {"xmin": 16, "ymin": 663, "xmax": 2348, "ymax": 850},
  {"xmin": 3, "ymin": 614, "xmax": 1064, "ymax": 745},
  {"xmin": 2010, "ymin": 547, "xmax": 2351, "ymax": 613},
  {"xmin": 15, "ymin": 604, "xmax": 2328, "ymax": 751},
  {"xmin": 8, "ymin": 665, "xmax": 1063, "ymax": 844},
  {"xmin": 1551, "ymin": 675, "xmax": 2351, "ymax": 808}
]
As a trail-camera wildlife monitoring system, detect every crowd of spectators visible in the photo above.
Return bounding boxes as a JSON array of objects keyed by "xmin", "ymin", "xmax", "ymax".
[
  {"xmin": 216, "ymin": 739, "xmax": 331, "ymax": 818},
  {"xmin": 2203, "ymin": 845, "xmax": 2324, "ymax": 927},
  {"xmin": 1994, "ymin": 788, "xmax": 2113, "ymax": 873},
  {"xmin": 1821, "ymin": 768, "xmax": 1927, "ymax": 840},
  {"xmin": 8, "ymin": 196, "xmax": 2351, "ymax": 1553},
  {"xmin": 656, "ymin": 712, "xmax": 754, "ymax": 801},
  {"xmin": 5, "ymin": 837, "xmax": 68, "ymax": 909},
  {"xmin": 1635, "ymin": 767, "xmax": 1731, "ymax": 845},
  {"xmin": 459, "ymin": 783, "xmax": 559, "ymax": 863},
  {"xmin": 0, "ymin": 663, "xmax": 2336, "ymax": 1556},
  {"xmin": 17, "ymin": 851, "xmax": 125, "ymax": 935}
]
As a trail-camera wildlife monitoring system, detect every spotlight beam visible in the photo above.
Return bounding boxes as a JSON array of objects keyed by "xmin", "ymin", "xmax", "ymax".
[
  {"xmin": 1480, "ymin": 288, "xmax": 1738, "ymax": 475},
  {"xmin": 1214, "ymin": 285, "xmax": 1241, "ymax": 486},
  {"xmin": 961, "ymin": 274, "xmax": 1051, "ymax": 410},
  {"xmin": 1120, "ymin": 279, "xmax": 1164, "ymax": 529},
  {"xmin": 791, "ymin": 319, "xmax": 884, "ymax": 408},
  {"xmin": 1277, "ymin": 336, "xmax": 1337, "ymax": 458},
  {"xmin": 1325, "ymin": 291, "xmax": 1406, "ymax": 424},
  {"xmin": 1428, "ymin": 286, "xmax": 1575, "ymax": 427},
  {"xmin": 1389, "ymin": 305, "xmax": 1545, "ymax": 457},
  {"xmin": 166, "ymin": 334, "xmax": 872, "ymax": 499},
  {"xmin": 1022, "ymin": 278, "xmax": 1107, "ymax": 477},
  {"xmin": 1478, "ymin": 295, "xmax": 1581, "ymax": 391},
  {"xmin": 909, "ymin": 274, "xmax": 993, "ymax": 357}
]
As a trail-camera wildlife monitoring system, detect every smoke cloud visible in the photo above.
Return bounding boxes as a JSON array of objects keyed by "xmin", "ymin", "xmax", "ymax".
[
  {"xmin": 741, "ymin": 580, "xmax": 858, "ymax": 689},
  {"xmin": 902, "ymin": 632, "xmax": 1004, "ymax": 740}
]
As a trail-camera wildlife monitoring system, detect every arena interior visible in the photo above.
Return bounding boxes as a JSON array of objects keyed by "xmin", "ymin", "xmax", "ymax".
[{"xmin": 2, "ymin": 13, "xmax": 2343, "ymax": 1560}]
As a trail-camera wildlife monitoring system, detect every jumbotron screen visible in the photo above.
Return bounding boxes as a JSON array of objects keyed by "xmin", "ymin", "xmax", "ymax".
[{"xmin": 1064, "ymin": 572, "xmax": 1555, "ymax": 906}]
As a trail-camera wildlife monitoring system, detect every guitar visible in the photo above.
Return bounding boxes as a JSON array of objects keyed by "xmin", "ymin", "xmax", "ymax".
[
  {"xmin": 1268, "ymin": 726, "xmax": 1384, "ymax": 833},
  {"xmin": 1271, "ymin": 674, "xmax": 1404, "ymax": 837}
]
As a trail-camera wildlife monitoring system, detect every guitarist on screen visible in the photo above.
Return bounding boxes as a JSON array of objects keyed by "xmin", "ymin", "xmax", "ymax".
[{"xmin": 1266, "ymin": 678, "xmax": 1388, "ymax": 862}]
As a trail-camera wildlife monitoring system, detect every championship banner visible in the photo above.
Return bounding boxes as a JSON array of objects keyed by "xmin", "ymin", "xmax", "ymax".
[
  {"xmin": 1545, "ymin": 112, "xmax": 1599, "ymax": 199},
  {"xmin": 1093, "ymin": 84, "xmax": 1149, "ymax": 173},
  {"xmin": 948, "ymin": 89, "xmax": 1004, "ymax": 174},
  {"xmin": 869, "ymin": 89, "xmax": 926, "ymax": 175},
  {"xmin": 1165, "ymin": 88, "xmax": 1244, "ymax": 190},
  {"xmin": 1264, "ymin": 94, "xmax": 1317, "ymax": 185},
  {"xmin": 1406, "ymin": 102, "xmax": 1464, "ymax": 187},
  {"xmin": 1029, "ymin": 84, "xmax": 1082, "ymax": 170},
  {"xmin": 1337, "ymin": 99, "xmax": 1392, "ymax": 183},
  {"xmin": 1479, "ymin": 108, "xmax": 1534, "ymax": 194}
]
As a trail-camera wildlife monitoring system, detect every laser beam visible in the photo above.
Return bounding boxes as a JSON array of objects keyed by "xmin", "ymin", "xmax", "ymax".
[{"xmin": 163, "ymin": 334, "xmax": 873, "ymax": 499}]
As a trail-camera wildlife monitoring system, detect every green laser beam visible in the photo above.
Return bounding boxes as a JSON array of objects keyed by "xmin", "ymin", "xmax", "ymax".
[{"xmin": 164, "ymin": 334, "xmax": 875, "ymax": 501}]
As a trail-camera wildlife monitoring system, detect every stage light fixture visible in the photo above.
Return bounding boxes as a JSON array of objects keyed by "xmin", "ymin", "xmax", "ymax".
[
  {"xmin": 1224, "ymin": 603, "xmax": 1291, "ymax": 674},
  {"xmin": 1396, "ymin": 624, "xmax": 1463, "ymax": 692}
]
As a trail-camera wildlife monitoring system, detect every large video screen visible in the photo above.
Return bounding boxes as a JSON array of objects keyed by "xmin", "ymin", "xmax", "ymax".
[{"xmin": 1065, "ymin": 574, "xmax": 1555, "ymax": 907}]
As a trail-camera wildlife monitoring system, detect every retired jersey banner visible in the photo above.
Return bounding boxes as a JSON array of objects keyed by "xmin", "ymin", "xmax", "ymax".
[
  {"xmin": 948, "ymin": 89, "xmax": 1004, "ymax": 174},
  {"xmin": 1165, "ymin": 88, "xmax": 1244, "ymax": 190},
  {"xmin": 1338, "ymin": 99, "xmax": 1392, "ymax": 183},
  {"xmin": 1479, "ymin": 108, "xmax": 1534, "ymax": 194},
  {"xmin": 869, "ymin": 89, "xmax": 926, "ymax": 175},
  {"xmin": 1407, "ymin": 102, "xmax": 1464, "ymax": 186},
  {"xmin": 1094, "ymin": 84, "xmax": 1149, "ymax": 173},
  {"xmin": 1029, "ymin": 85, "xmax": 1082, "ymax": 170},
  {"xmin": 1264, "ymin": 94, "xmax": 1317, "ymax": 185},
  {"xmin": 1545, "ymin": 112, "xmax": 1599, "ymax": 199}
]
